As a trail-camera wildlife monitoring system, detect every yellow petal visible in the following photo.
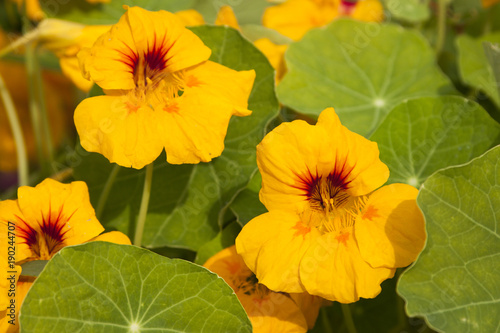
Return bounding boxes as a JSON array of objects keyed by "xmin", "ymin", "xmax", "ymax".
[
  {"xmin": 158, "ymin": 61, "xmax": 254, "ymax": 164},
  {"xmin": 236, "ymin": 210, "xmax": 317, "ymax": 294},
  {"xmin": 299, "ymin": 230, "xmax": 395, "ymax": 303},
  {"xmin": 80, "ymin": 6, "xmax": 211, "ymax": 91},
  {"xmin": 288, "ymin": 293, "xmax": 323, "ymax": 329},
  {"xmin": 0, "ymin": 277, "xmax": 34, "ymax": 332},
  {"xmin": 215, "ymin": 6, "xmax": 240, "ymax": 30},
  {"xmin": 0, "ymin": 200, "xmax": 32, "ymax": 263},
  {"xmin": 17, "ymin": 179, "xmax": 104, "ymax": 247},
  {"xmin": 257, "ymin": 107, "xmax": 389, "ymax": 213},
  {"xmin": 355, "ymin": 184, "xmax": 426, "ymax": 268},
  {"xmin": 74, "ymin": 95, "xmax": 165, "ymax": 169},
  {"xmin": 60, "ymin": 57, "xmax": 93, "ymax": 92},
  {"xmin": 351, "ymin": 0, "xmax": 384, "ymax": 22},
  {"xmin": 90, "ymin": 231, "xmax": 132, "ymax": 245},
  {"xmin": 263, "ymin": 0, "xmax": 338, "ymax": 41},
  {"xmin": 174, "ymin": 9, "xmax": 205, "ymax": 27}
]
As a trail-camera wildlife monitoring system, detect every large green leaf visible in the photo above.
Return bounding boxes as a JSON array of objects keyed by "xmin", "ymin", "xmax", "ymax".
[
  {"xmin": 73, "ymin": 26, "xmax": 278, "ymax": 250},
  {"xmin": 457, "ymin": 32, "xmax": 500, "ymax": 108},
  {"xmin": 20, "ymin": 242, "xmax": 251, "ymax": 332},
  {"xmin": 398, "ymin": 146, "xmax": 500, "ymax": 333},
  {"xmin": 483, "ymin": 41, "xmax": 500, "ymax": 99},
  {"xmin": 370, "ymin": 96, "xmax": 500, "ymax": 187},
  {"xmin": 41, "ymin": 0, "xmax": 194, "ymax": 24},
  {"xmin": 277, "ymin": 19, "xmax": 455, "ymax": 137}
]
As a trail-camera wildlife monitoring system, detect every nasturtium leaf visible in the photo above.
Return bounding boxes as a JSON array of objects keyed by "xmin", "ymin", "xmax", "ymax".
[
  {"xmin": 20, "ymin": 242, "xmax": 252, "ymax": 332},
  {"xmin": 191, "ymin": 0, "xmax": 270, "ymax": 25},
  {"xmin": 277, "ymin": 19, "xmax": 455, "ymax": 137},
  {"xmin": 457, "ymin": 32, "xmax": 500, "ymax": 108},
  {"xmin": 73, "ymin": 26, "xmax": 278, "ymax": 251},
  {"xmin": 230, "ymin": 171, "xmax": 267, "ymax": 226},
  {"xmin": 370, "ymin": 96, "xmax": 500, "ymax": 187},
  {"xmin": 195, "ymin": 221, "xmax": 241, "ymax": 265},
  {"xmin": 483, "ymin": 41, "xmax": 500, "ymax": 99},
  {"xmin": 41, "ymin": 0, "xmax": 194, "ymax": 24},
  {"xmin": 398, "ymin": 146, "xmax": 500, "ymax": 333},
  {"xmin": 20, "ymin": 260, "xmax": 48, "ymax": 278},
  {"xmin": 384, "ymin": 0, "xmax": 430, "ymax": 23},
  {"xmin": 450, "ymin": 0, "xmax": 481, "ymax": 13}
]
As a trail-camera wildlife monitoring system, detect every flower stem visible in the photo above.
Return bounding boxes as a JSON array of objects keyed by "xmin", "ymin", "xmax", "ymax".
[
  {"xmin": 320, "ymin": 307, "xmax": 334, "ymax": 333},
  {"xmin": 134, "ymin": 163, "xmax": 154, "ymax": 247},
  {"xmin": 96, "ymin": 164, "xmax": 121, "ymax": 220},
  {"xmin": 0, "ymin": 74, "xmax": 28, "ymax": 186},
  {"xmin": 341, "ymin": 304, "xmax": 357, "ymax": 333},
  {"xmin": 435, "ymin": 0, "xmax": 448, "ymax": 56}
]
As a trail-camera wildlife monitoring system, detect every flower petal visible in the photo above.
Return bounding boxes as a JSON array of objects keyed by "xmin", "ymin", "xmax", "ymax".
[
  {"xmin": 236, "ymin": 210, "xmax": 318, "ymax": 294},
  {"xmin": 355, "ymin": 184, "xmax": 426, "ymax": 268},
  {"xmin": 158, "ymin": 61, "xmax": 254, "ymax": 164},
  {"xmin": 299, "ymin": 230, "xmax": 395, "ymax": 303},
  {"xmin": 257, "ymin": 107, "xmax": 389, "ymax": 213},
  {"xmin": 17, "ymin": 179, "xmax": 104, "ymax": 247},
  {"xmin": 75, "ymin": 95, "xmax": 165, "ymax": 168},
  {"xmin": 0, "ymin": 200, "xmax": 33, "ymax": 262}
]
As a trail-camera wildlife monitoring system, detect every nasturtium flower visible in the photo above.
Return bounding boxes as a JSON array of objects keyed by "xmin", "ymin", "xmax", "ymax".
[
  {"xmin": 75, "ymin": 6, "xmax": 255, "ymax": 168},
  {"xmin": 253, "ymin": 38, "xmax": 288, "ymax": 84},
  {"xmin": 236, "ymin": 108, "xmax": 426, "ymax": 303},
  {"xmin": 0, "ymin": 178, "xmax": 131, "ymax": 331},
  {"xmin": 263, "ymin": 0, "xmax": 384, "ymax": 41},
  {"xmin": 482, "ymin": 0, "xmax": 500, "ymax": 7},
  {"xmin": 204, "ymin": 246, "xmax": 323, "ymax": 332}
]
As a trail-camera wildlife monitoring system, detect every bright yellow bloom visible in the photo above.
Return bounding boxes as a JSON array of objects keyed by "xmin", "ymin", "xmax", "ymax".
[
  {"xmin": 215, "ymin": 5, "xmax": 240, "ymax": 30},
  {"xmin": 263, "ymin": 0, "xmax": 384, "ymax": 41},
  {"xmin": 174, "ymin": 9, "xmax": 206, "ymax": 26},
  {"xmin": 236, "ymin": 108, "xmax": 426, "ymax": 303},
  {"xmin": 254, "ymin": 38, "xmax": 288, "ymax": 84},
  {"xmin": 0, "ymin": 178, "xmax": 131, "ymax": 331},
  {"xmin": 204, "ymin": 246, "xmax": 323, "ymax": 332},
  {"xmin": 11, "ymin": 0, "xmax": 112, "ymax": 21},
  {"xmin": 75, "ymin": 6, "xmax": 255, "ymax": 168}
]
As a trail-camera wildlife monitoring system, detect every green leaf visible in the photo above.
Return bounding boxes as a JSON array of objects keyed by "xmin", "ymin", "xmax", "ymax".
[
  {"xmin": 398, "ymin": 146, "xmax": 500, "ymax": 333},
  {"xmin": 277, "ymin": 19, "xmax": 456, "ymax": 137},
  {"xmin": 383, "ymin": 0, "xmax": 431, "ymax": 23},
  {"xmin": 41, "ymin": 0, "xmax": 194, "ymax": 24},
  {"xmin": 21, "ymin": 242, "xmax": 252, "ymax": 332},
  {"xmin": 370, "ymin": 96, "xmax": 500, "ymax": 187},
  {"xmin": 450, "ymin": 0, "xmax": 481, "ymax": 13},
  {"xmin": 483, "ymin": 41, "xmax": 500, "ymax": 99},
  {"xmin": 457, "ymin": 32, "xmax": 500, "ymax": 108},
  {"xmin": 20, "ymin": 260, "xmax": 48, "ymax": 278},
  {"xmin": 191, "ymin": 0, "xmax": 270, "ymax": 25},
  {"xmin": 194, "ymin": 221, "xmax": 241, "ymax": 265},
  {"xmin": 229, "ymin": 171, "xmax": 267, "ymax": 226},
  {"xmin": 73, "ymin": 26, "xmax": 278, "ymax": 251}
]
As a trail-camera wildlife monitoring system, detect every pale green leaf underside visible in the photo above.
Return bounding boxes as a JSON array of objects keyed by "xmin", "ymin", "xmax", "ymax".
[
  {"xmin": 74, "ymin": 26, "xmax": 278, "ymax": 251},
  {"xmin": 278, "ymin": 19, "xmax": 455, "ymax": 137},
  {"xmin": 20, "ymin": 242, "xmax": 251, "ymax": 333},
  {"xmin": 370, "ymin": 96, "xmax": 500, "ymax": 187},
  {"xmin": 457, "ymin": 32, "xmax": 500, "ymax": 108},
  {"xmin": 398, "ymin": 146, "xmax": 500, "ymax": 333},
  {"xmin": 384, "ymin": 0, "xmax": 430, "ymax": 23},
  {"xmin": 42, "ymin": 0, "xmax": 194, "ymax": 24}
]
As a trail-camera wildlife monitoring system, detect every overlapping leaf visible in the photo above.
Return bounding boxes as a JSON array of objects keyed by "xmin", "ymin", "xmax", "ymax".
[
  {"xmin": 370, "ymin": 96, "xmax": 500, "ymax": 187},
  {"xmin": 278, "ymin": 19, "xmax": 455, "ymax": 137},
  {"xmin": 21, "ymin": 242, "xmax": 251, "ymax": 332},
  {"xmin": 398, "ymin": 146, "xmax": 500, "ymax": 332},
  {"xmin": 73, "ymin": 26, "xmax": 278, "ymax": 251}
]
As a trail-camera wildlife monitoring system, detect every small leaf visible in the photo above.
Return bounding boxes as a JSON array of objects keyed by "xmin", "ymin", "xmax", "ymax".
[
  {"xmin": 21, "ymin": 242, "xmax": 252, "ymax": 332},
  {"xmin": 383, "ymin": 0, "xmax": 431, "ymax": 23},
  {"xmin": 457, "ymin": 32, "xmax": 500, "ymax": 108},
  {"xmin": 278, "ymin": 19, "xmax": 455, "ymax": 137},
  {"xmin": 483, "ymin": 41, "xmax": 500, "ymax": 99},
  {"xmin": 398, "ymin": 146, "xmax": 500, "ymax": 333},
  {"xmin": 370, "ymin": 96, "xmax": 500, "ymax": 187},
  {"xmin": 191, "ymin": 0, "xmax": 270, "ymax": 25}
]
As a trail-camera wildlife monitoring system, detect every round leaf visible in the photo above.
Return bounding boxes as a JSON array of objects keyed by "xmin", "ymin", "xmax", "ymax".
[
  {"xmin": 370, "ymin": 96, "xmax": 500, "ymax": 187},
  {"xmin": 398, "ymin": 146, "xmax": 500, "ymax": 333},
  {"xmin": 20, "ymin": 242, "xmax": 251, "ymax": 332},
  {"xmin": 277, "ymin": 19, "xmax": 455, "ymax": 136}
]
